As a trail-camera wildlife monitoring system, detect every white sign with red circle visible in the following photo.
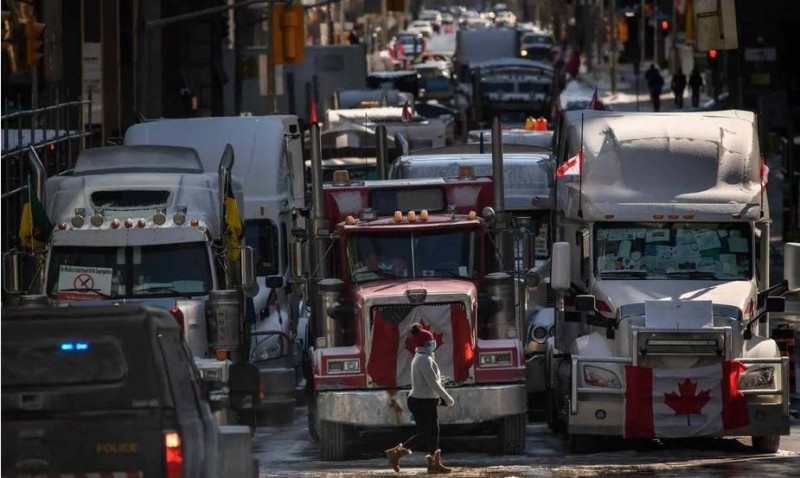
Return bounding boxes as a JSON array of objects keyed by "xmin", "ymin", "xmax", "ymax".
[{"xmin": 57, "ymin": 265, "xmax": 113, "ymax": 301}]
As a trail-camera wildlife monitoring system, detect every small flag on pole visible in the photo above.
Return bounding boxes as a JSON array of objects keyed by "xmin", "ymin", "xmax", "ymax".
[
  {"xmin": 309, "ymin": 99, "xmax": 318, "ymax": 124},
  {"xmin": 556, "ymin": 148, "xmax": 582, "ymax": 177},
  {"xmin": 589, "ymin": 87, "xmax": 602, "ymax": 110}
]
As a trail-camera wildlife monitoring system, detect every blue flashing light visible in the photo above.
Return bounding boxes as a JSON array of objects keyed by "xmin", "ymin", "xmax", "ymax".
[{"xmin": 60, "ymin": 342, "xmax": 90, "ymax": 352}]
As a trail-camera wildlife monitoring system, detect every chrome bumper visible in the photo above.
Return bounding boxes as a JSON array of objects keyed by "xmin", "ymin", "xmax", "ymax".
[
  {"xmin": 567, "ymin": 355, "xmax": 791, "ymax": 437},
  {"xmin": 317, "ymin": 384, "xmax": 527, "ymax": 427}
]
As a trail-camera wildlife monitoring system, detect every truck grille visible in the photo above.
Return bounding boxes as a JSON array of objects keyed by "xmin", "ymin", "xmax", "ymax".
[{"xmin": 371, "ymin": 302, "xmax": 466, "ymax": 327}]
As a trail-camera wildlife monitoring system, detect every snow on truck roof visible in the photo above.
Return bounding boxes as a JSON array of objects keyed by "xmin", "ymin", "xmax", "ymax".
[{"xmin": 559, "ymin": 110, "xmax": 763, "ymax": 220}]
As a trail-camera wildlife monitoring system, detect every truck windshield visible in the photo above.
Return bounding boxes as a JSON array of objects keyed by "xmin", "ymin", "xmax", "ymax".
[
  {"xmin": 48, "ymin": 242, "xmax": 212, "ymax": 299},
  {"xmin": 594, "ymin": 222, "xmax": 752, "ymax": 280},
  {"xmin": 347, "ymin": 229, "xmax": 478, "ymax": 283}
]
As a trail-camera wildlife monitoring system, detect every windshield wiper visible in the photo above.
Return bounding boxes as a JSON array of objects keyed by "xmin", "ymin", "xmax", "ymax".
[
  {"xmin": 135, "ymin": 285, "xmax": 182, "ymax": 294},
  {"xmin": 665, "ymin": 270, "xmax": 720, "ymax": 279},
  {"xmin": 422, "ymin": 269, "xmax": 462, "ymax": 278},
  {"xmin": 598, "ymin": 270, "xmax": 649, "ymax": 279}
]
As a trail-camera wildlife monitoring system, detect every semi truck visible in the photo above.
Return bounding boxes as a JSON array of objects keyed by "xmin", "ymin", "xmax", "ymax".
[
  {"xmin": 5, "ymin": 145, "xmax": 256, "ymax": 422},
  {"xmin": 546, "ymin": 110, "xmax": 797, "ymax": 453},
  {"xmin": 302, "ymin": 119, "xmax": 528, "ymax": 460},
  {"xmin": 125, "ymin": 115, "xmax": 308, "ymax": 423}
]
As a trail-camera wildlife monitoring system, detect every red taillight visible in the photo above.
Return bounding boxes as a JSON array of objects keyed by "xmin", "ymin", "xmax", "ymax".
[
  {"xmin": 596, "ymin": 300, "xmax": 613, "ymax": 314},
  {"xmin": 164, "ymin": 430, "xmax": 183, "ymax": 478},
  {"xmin": 169, "ymin": 306, "xmax": 185, "ymax": 335}
]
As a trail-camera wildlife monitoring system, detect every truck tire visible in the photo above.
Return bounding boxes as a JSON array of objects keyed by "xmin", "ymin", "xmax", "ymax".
[
  {"xmin": 498, "ymin": 413, "xmax": 526, "ymax": 454},
  {"xmin": 319, "ymin": 420, "xmax": 347, "ymax": 460},
  {"xmin": 546, "ymin": 389, "xmax": 566, "ymax": 434},
  {"xmin": 751, "ymin": 435, "xmax": 780, "ymax": 453}
]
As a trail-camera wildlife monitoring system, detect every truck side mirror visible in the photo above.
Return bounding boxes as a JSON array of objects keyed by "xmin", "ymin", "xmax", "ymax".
[
  {"xmin": 240, "ymin": 246, "xmax": 256, "ymax": 291},
  {"xmin": 550, "ymin": 242, "xmax": 570, "ymax": 291},
  {"xmin": 575, "ymin": 294, "xmax": 596, "ymax": 312},
  {"xmin": 2, "ymin": 252, "xmax": 22, "ymax": 294},
  {"xmin": 765, "ymin": 296, "xmax": 785, "ymax": 313},
  {"xmin": 785, "ymin": 243, "xmax": 800, "ymax": 293}
]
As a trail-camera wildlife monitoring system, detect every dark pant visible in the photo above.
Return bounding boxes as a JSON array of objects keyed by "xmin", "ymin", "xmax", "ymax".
[
  {"xmin": 403, "ymin": 396, "xmax": 439, "ymax": 455},
  {"xmin": 674, "ymin": 88, "xmax": 684, "ymax": 108},
  {"xmin": 650, "ymin": 91, "xmax": 661, "ymax": 112},
  {"xmin": 691, "ymin": 88, "xmax": 700, "ymax": 108}
]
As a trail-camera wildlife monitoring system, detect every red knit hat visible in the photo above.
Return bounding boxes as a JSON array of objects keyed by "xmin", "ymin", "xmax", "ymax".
[{"xmin": 410, "ymin": 325, "xmax": 434, "ymax": 348}]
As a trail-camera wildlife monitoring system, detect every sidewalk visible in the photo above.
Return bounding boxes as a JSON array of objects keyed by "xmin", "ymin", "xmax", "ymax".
[{"xmin": 579, "ymin": 61, "xmax": 712, "ymax": 113}]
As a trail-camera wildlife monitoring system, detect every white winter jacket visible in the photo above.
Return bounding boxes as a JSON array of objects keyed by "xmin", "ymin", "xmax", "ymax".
[{"xmin": 409, "ymin": 348, "xmax": 455, "ymax": 406}]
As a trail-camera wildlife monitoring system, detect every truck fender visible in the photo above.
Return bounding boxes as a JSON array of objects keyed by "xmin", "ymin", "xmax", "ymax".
[{"xmin": 742, "ymin": 335, "xmax": 781, "ymax": 359}]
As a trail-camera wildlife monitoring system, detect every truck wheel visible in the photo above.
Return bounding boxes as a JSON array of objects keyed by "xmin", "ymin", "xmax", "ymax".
[
  {"xmin": 568, "ymin": 433, "xmax": 598, "ymax": 454},
  {"xmin": 307, "ymin": 400, "xmax": 319, "ymax": 441},
  {"xmin": 751, "ymin": 435, "xmax": 780, "ymax": 453},
  {"xmin": 546, "ymin": 389, "xmax": 566, "ymax": 434},
  {"xmin": 498, "ymin": 413, "xmax": 526, "ymax": 454},
  {"xmin": 319, "ymin": 420, "xmax": 347, "ymax": 460}
]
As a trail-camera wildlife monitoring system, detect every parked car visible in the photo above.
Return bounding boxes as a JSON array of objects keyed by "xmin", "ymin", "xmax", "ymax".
[
  {"xmin": 520, "ymin": 32, "xmax": 555, "ymax": 61},
  {"xmin": 419, "ymin": 10, "xmax": 442, "ymax": 33},
  {"xmin": 408, "ymin": 20, "xmax": 435, "ymax": 38},
  {"xmin": 415, "ymin": 61, "xmax": 455, "ymax": 102},
  {"xmin": 394, "ymin": 32, "xmax": 426, "ymax": 59},
  {"xmin": 1, "ymin": 302, "xmax": 231, "ymax": 478}
]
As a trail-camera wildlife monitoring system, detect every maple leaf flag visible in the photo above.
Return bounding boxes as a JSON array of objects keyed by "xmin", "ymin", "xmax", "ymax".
[
  {"xmin": 556, "ymin": 148, "xmax": 582, "ymax": 177},
  {"xmin": 624, "ymin": 362, "xmax": 749, "ymax": 438},
  {"xmin": 366, "ymin": 304, "xmax": 474, "ymax": 388},
  {"xmin": 401, "ymin": 101, "xmax": 413, "ymax": 122}
]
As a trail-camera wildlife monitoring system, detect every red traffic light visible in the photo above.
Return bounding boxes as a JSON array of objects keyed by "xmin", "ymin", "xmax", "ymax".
[
  {"xmin": 708, "ymin": 49, "xmax": 718, "ymax": 60},
  {"xmin": 660, "ymin": 20, "xmax": 669, "ymax": 31}
]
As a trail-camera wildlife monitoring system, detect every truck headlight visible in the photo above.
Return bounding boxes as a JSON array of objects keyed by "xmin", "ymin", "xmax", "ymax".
[
  {"xmin": 530, "ymin": 326, "xmax": 548, "ymax": 343},
  {"xmin": 582, "ymin": 365, "xmax": 621, "ymax": 389},
  {"xmin": 739, "ymin": 366, "xmax": 775, "ymax": 390},
  {"xmin": 252, "ymin": 335, "xmax": 285, "ymax": 361},
  {"xmin": 479, "ymin": 351, "xmax": 513, "ymax": 367},
  {"xmin": 327, "ymin": 359, "xmax": 360, "ymax": 374}
]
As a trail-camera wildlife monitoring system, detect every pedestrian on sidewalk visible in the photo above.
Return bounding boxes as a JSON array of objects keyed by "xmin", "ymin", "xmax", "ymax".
[
  {"xmin": 689, "ymin": 68, "xmax": 704, "ymax": 108},
  {"xmin": 645, "ymin": 64, "xmax": 664, "ymax": 112},
  {"xmin": 671, "ymin": 68, "xmax": 687, "ymax": 108},
  {"xmin": 385, "ymin": 324, "xmax": 455, "ymax": 474}
]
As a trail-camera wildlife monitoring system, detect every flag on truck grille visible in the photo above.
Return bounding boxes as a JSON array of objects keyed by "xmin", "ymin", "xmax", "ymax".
[
  {"xmin": 366, "ymin": 303, "xmax": 474, "ymax": 387},
  {"xmin": 18, "ymin": 178, "xmax": 51, "ymax": 249},
  {"xmin": 556, "ymin": 148, "xmax": 581, "ymax": 177},
  {"xmin": 624, "ymin": 362, "xmax": 749, "ymax": 438}
]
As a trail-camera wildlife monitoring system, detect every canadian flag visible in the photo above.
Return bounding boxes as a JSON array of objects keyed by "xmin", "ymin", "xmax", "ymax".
[
  {"xmin": 366, "ymin": 303, "xmax": 474, "ymax": 387},
  {"xmin": 556, "ymin": 149, "xmax": 582, "ymax": 177},
  {"xmin": 401, "ymin": 101, "xmax": 414, "ymax": 122},
  {"xmin": 589, "ymin": 87, "xmax": 602, "ymax": 110},
  {"xmin": 624, "ymin": 362, "xmax": 749, "ymax": 438}
]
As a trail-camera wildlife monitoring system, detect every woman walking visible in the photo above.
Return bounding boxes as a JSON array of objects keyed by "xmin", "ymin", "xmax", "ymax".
[{"xmin": 385, "ymin": 324, "xmax": 455, "ymax": 473}]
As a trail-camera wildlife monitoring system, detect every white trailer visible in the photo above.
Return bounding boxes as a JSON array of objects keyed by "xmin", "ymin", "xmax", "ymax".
[
  {"xmin": 324, "ymin": 106, "xmax": 455, "ymax": 151},
  {"xmin": 124, "ymin": 116, "xmax": 308, "ymax": 422},
  {"xmin": 547, "ymin": 110, "xmax": 798, "ymax": 452}
]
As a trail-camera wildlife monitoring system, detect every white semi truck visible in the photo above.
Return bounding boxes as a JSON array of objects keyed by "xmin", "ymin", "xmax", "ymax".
[
  {"xmin": 546, "ymin": 110, "xmax": 798, "ymax": 452},
  {"xmin": 5, "ymin": 145, "xmax": 256, "ymax": 420},
  {"xmin": 125, "ymin": 116, "xmax": 309, "ymax": 423}
]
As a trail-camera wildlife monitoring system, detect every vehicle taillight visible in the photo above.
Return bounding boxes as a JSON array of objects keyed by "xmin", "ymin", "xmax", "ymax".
[
  {"xmin": 169, "ymin": 306, "xmax": 185, "ymax": 335},
  {"xmin": 164, "ymin": 430, "xmax": 183, "ymax": 478},
  {"xmin": 596, "ymin": 300, "xmax": 612, "ymax": 314}
]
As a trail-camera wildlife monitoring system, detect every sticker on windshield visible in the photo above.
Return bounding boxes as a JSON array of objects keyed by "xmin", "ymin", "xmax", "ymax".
[{"xmin": 57, "ymin": 265, "xmax": 113, "ymax": 301}]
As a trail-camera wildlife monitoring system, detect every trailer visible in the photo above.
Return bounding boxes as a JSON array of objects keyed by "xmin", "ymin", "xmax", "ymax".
[
  {"xmin": 325, "ymin": 106, "xmax": 455, "ymax": 151},
  {"xmin": 546, "ymin": 110, "xmax": 798, "ymax": 453},
  {"xmin": 124, "ymin": 116, "xmax": 308, "ymax": 423},
  {"xmin": 301, "ymin": 120, "xmax": 527, "ymax": 460}
]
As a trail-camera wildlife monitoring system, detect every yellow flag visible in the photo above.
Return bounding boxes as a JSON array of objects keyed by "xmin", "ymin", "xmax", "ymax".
[{"xmin": 224, "ymin": 194, "xmax": 244, "ymax": 261}]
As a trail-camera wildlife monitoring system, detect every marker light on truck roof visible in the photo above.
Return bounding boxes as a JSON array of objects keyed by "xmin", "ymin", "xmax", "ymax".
[
  {"xmin": 137, "ymin": 219, "xmax": 146, "ymax": 228},
  {"xmin": 153, "ymin": 208, "xmax": 167, "ymax": 225},
  {"xmin": 468, "ymin": 210, "xmax": 477, "ymax": 220},
  {"xmin": 407, "ymin": 210, "xmax": 417, "ymax": 222},
  {"xmin": 58, "ymin": 222, "xmax": 67, "ymax": 230},
  {"xmin": 458, "ymin": 165, "xmax": 475, "ymax": 179},
  {"xmin": 173, "ymin": 206, "xmax": 187, "ymax": 225},
  {"xmin": 332, "ymin": 169, "xmax": 350, "ymax": 186},
  {"xmin": 345, "ymin": 215, "xmax": 356, "ymax": 225},
  {"xmin": 111, "ymin": 219, "xmax": 120, "ymax": 229},
  {"xmin": 420, "ymin": 209, "xmax": 429, "ymax": 222},
  {"xmin": 90, "ymin": 209, "xmax": 104, "ymax": 227},
  {"xmin": 394, "ymin": 211, "xmax": 403, "ymax": 223},
  {"xmin": 190, "ymin": 218, "xmax": 199, "ymax": 227},
  {"xmin": 124, "ymin": 218, "xmax": 134, "ymax": 229},
  {"xmin": 71, "ymin": 208, "xmax": 85, "ymax": 228},
  {"xmin": 652, "ymin": 214, "xmax": 664, "ymax": 220}
]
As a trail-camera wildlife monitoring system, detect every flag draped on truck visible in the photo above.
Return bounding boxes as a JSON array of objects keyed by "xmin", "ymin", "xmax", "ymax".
[
  {"xmin": 18, "ymin": 178, "xmax": 51, "ymax": 249},
  {"xmin": 367, "ymin": 303, "xmax": 474, "ymax": 387},
  {"xmin": 624, "ymin": 362, "xmax": 749, "ymax": 438}
]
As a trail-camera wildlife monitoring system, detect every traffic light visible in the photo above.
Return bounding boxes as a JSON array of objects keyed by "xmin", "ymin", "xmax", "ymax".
[
  {"xmin": 660, "ymin": 20, "xmax": 670, "ymax": 37},
  {"xmin": 22, "ymin": 19, "xmax": 44, "ymax": 68},
  {"xmin": 271, "ymin": 5, "xmax": 304, "ymax": 65}
]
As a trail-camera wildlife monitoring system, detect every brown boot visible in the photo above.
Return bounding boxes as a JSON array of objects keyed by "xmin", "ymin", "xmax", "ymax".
[
  {"xmin": 426, "ymin": 450, "xmax": 452, "ymax": 474},
  {"xmin": 433, "ymin": 450, "xmax": 452, "ymax": 473},
  {"xmin": 384, "ymin": 443, "xmax": 411, "ymax": 472}
]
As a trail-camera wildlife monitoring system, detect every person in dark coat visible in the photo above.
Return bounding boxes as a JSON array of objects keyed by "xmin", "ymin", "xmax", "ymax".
[
  {"xmin": 645, "ymin": 64, "xmax": 665, "ymax": 112},
  {"xmin": 671, "ymin": 68, "xmax": 687, "ymax": 108},
  {"xmin": 689, "ymin": 68, "xmax": 704, "ymax": 108}
]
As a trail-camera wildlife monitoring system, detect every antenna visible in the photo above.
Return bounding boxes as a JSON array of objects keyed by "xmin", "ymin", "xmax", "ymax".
[
  {"xmin": 578, "ymin": 113, "xmax": 584, "ymax": 219},
  {"xmin": 479, "ymin": 131, "xmax": 485, "ymax": 153},
  {"xmin": 760, "ymin": 153, "xmax": 766, "ymax": 219}
]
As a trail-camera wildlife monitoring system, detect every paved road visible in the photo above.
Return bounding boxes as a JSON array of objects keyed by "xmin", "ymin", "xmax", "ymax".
[{"xmin": 255, "ymin": 408, "xmax": 800, "ymax": 477}]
